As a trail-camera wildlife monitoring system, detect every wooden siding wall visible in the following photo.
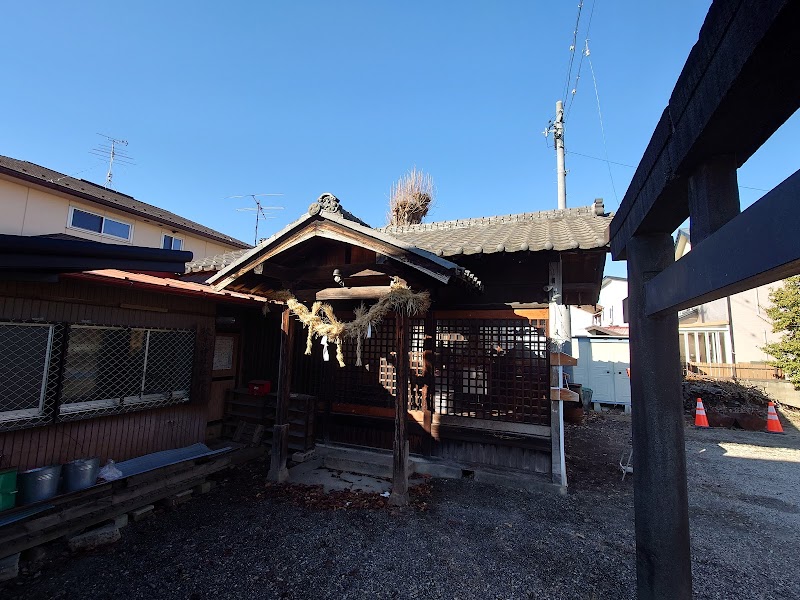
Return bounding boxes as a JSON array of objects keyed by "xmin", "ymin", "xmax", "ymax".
[
  {"xmin": 0, "ymin": 278, "xmax": 217, "ymax": 471},
  {"xmin": 0, "ymin": 403, "xmax": 207, "ymax": 471}
]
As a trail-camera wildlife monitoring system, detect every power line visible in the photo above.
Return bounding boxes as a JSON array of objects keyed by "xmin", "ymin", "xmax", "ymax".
[
  {"xmin": 586, "ymin": 40, "xmax": 618, "ymax": 203},
  {"xmin": 566, "ymin": 150, "xmax": 771, "ymax": 193},
  {"xmin": 561, "ymin": 1, "xmax": 584, "ymax": 103},
  {"xmin": 566, "ymin": 150, "xmax": 635, "ymax": 168},
  {"xmin": 565, "ymin": 0, "xmax": 597, "ymax": 122}
]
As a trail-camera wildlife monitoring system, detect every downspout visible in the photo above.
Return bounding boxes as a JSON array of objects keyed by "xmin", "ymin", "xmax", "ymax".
[{"xmin": 726, "ymin": 295, "xmax": 737, "ymax": 378}]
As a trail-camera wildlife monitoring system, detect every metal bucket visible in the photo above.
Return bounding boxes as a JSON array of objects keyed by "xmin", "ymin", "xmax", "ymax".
[
  {"xmin": 18, "ymin": 464, "xmax": 62, "ymax": 505},
  {"xmin": 62, "ymin": 457, "xmax": 100, "ymax": 493}
]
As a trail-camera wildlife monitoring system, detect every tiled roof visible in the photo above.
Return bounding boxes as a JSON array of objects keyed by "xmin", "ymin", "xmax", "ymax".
[
  {"xmin": 379, "ymin": 201, "xmax": 612, "ymax": 257},
  {"xmin": 0, "ymin": 155, "xmax": 250, "ymax": 249},
  {"xmin": 186, "ymin": 248, "xmax": 249, "ymax": 273}
]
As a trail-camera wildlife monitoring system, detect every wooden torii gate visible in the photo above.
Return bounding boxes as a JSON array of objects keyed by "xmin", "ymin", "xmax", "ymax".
[{"xmin": 609, "ymin": 1, "xmax": 800, "ymax": 598}]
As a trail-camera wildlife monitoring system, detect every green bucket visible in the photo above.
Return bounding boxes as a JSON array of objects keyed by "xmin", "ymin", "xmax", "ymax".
[
  {"xmin": 0, "ymin": 468, "xmax": 17, "ymax": 494},
  {"xmin": 0, "ymin": 491, "xmax": 17, "ymax": 511}
]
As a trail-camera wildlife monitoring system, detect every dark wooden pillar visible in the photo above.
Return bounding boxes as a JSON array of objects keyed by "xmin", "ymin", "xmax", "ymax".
[
  {"xmin": 687, "ymin": 155, "xmax": 740, "ymax": 247},
  {"xmin": 628, "ymin": 233, "xmax": 692, "ymax": 600},
  {"xmin": 268, "ymin": 307, "xmax": 294, "ymax": 483},
  {"xmin": 389, "ymin": 311, "xmax": 410, "ymax": 506},
  {"xmin": 421, "ymin": 311, "xmax": 435, "ymax": 456}
]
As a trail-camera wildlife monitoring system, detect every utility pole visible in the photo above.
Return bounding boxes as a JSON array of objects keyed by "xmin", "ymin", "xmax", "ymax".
[{"xmin": 555, "ymin": 100, "xmax": 567, "ymax": 209}]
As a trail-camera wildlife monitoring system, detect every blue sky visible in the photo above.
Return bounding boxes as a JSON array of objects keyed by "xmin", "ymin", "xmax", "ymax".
[{"xmin": 2, "ymin": 1, "xmax": 797, "ymax": 277}]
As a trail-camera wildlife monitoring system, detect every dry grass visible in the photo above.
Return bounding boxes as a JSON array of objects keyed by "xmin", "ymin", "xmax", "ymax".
[{"xmin": 387, "ymin": 168, "xmax": 434, "ymax": 226}]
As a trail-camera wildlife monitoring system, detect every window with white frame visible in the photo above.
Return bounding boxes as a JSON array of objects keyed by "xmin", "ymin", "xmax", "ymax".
[
  {"xmin": 679, "ymin": 329, "xmax": 729, "ymax": 364},
  {"xmin": 162, "ymin": 234, "xmax": 183, "ymax": 250},
  {"xmin": 0, "ymin": 323, "xmax": 56, "ymax": 422},
  {"xmin": 68, "ymin": 207, "xmax": 132, "ymax": 241}
]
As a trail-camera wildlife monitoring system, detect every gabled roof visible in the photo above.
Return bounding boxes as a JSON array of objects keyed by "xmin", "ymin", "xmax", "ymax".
[
  {"xmin": 208, "ymin": 194, "xmax": 483, "ymax": 291},
  {"xmin": 379, "ymin": 200, "xmax": 612, "ymax": 257},
  {"xmin": 0, "ymin": 155, "xmax": 250, "ymax": 249}
]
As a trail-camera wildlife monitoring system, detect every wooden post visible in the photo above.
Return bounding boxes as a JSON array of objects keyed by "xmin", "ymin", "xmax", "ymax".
[
  {"xmin": 687, "ymin": 155, "xmax": 740, "ymax": 247},
  {"xmin": 268, "ymin": 307, "xmax": 294, "ymax": 483},
  {"xmin": 421, "ymin": 311, "xmax": 435, "ymax": 456},
  {"xmin": 628, "ymin": 233, "xmax": 692, "ymax": 600},
  {"xmin": 389, "ymin": 311, "xmax": 410, "ymax": 506}
]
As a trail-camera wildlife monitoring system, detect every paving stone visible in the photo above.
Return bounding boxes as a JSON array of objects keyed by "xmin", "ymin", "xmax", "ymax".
[
  {"xmin": 129, "ymin": 505, "xmax": 155, "ymax": 522},
  {"xmin": 0, "ymin": 553, "xmax": 20, "ymax": 582},
  {"xmin": 67, "ymin": 524, "xmax": 121, "ymax": 553}
]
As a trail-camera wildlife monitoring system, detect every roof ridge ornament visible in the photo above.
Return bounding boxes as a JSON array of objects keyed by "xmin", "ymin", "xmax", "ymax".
[
  {"xmin": 308, "ymin": 193, "xmax": 342, "ymax": 216},
  {"xmin": 594, "ymin": 198, "xmax": 605, "ymax": 216}
]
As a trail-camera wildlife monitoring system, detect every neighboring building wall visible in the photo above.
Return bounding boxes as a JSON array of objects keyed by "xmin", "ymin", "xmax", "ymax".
[
  {"xmin": 675, "ymin": 231, "xmax": 781, "ymax": 364},
  {"xmin": 596, "ymin": 277, "xmax": 628, "ymax": 327},
  {"xmin": 570, "ymin": 277, "xmax": 628, "ymax": 336},
  {"xmin": 728, "ymin": 285, "xmax": 780, "ymax": 363},
  {"xmin": 0, "ymin": 176, "xmax": 238, "ymax": 259},
  {"xmin": 0, "ymin": 277, "xmax": 216, "ymax": 471}
]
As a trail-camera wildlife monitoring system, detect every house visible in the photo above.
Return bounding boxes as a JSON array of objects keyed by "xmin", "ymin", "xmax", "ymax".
[
  {"xmin": 194, "ymin": 194, "xmax": 612, "ymax": 494},
  {"xmin": 0, "ymin": 237, "xmax": 267, "ymax": 471},
  {"xmin": 569, "ymin": 276, "xmax": 631, "ymax": 410},
  {"xmin": 0, "ymin": 155, "xmax": 249, "ymax": 258},
  {"xmin": 674, "ymin": 229, "xmax": 780, "ymax": 367},
  {"xmin": 0, "ymin": 155, "xmax": 258, "ymax": 484},
  {"xmin": 569, "ymin": 229, "xmax": 786, "ymax": 409}
]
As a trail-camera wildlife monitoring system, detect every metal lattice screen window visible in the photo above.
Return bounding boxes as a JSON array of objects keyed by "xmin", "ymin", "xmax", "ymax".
[
  {"xmin": 434, "ymin": 319, "xmax": 550, "ymax": 425},
  {"xmin": 60, "ymin": 325, "xmax": 195, "ymax": 417},
  {"xmin": 0, "ymin": 322, "xmax": 63, "ymax": 427}
]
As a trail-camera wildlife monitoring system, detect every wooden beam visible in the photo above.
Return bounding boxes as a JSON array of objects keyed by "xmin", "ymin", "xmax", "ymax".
[
  {"xmin": 316, "ymin": 286, "xmax": 393, "ymax": 300},
  {"xmin": 610, "ymin": 0, "xmax": 800, "ymax": 258},
  {"xmin": 389, "ymin": 311, "xmax": 410, "ymax": 507},
  {"xmin": 267, "ymin": 307, "xmax": 294, "ymax": 483},
  {"xmin": 645, "ymin": 168, "xmax": 800, "ymax": 316}
]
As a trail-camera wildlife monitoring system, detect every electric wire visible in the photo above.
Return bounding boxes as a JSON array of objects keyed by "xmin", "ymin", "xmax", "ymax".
[
  {"xmin": 565, "ymin": 0, "xmax": 597, "ymax": 122},
  {"xmin": 586, "ymin": 40, "xmax": 618, "ymax": 203},
  {"xmin": 561, "ymin": 1, "xmax": 584, "ymax": 104}
]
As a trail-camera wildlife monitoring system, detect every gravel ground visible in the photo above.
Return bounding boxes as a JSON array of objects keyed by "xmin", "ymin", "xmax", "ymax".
[{"xmin": 4, "ymin": 415, "xmax": 799, "ymax": 600}]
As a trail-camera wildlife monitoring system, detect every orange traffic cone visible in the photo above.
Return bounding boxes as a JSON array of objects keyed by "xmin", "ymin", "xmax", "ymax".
[
  {"xmin": 695, "ymin": 398, "xmax": 710, "ymax": 428},
  {"xmin": 766, "ymin": 402, "xmax": 784, "ymax": 434}
]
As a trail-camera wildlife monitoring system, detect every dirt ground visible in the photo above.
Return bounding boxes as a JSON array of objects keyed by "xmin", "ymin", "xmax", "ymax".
[{"xmin": 4, "ymin": 414, "xmax": 800, "ymax": 600}]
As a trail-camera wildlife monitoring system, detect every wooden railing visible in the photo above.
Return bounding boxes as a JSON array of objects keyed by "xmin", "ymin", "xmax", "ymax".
[{"xmin": 685, "ymin": 362, "xmax": 784, "ymax": 381}]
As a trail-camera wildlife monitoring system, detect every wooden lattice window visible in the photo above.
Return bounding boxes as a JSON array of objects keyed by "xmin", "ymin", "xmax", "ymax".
[{"xmin": 433, "ymin": 319, "xmax": 550, "ymax": 425}]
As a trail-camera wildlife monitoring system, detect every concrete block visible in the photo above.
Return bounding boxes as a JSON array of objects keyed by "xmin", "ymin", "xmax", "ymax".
[
  {"xmin": 113, "ymin": 513, "xmax": 129, "ymax": 529},
  {"xmin": 291, "ymin": 449, "xmax": 316, "ymax": 463},
  {"xmin": 193, "ymin": 481, "xmax": 212, "ymax": 495},
  {"xmin": 0, "ymin": 553, "xmax": 20, "ymax": 582},
  {"xmin": 67, "ymin": 524, "xmax": 121, "ymax": 552},
  {"xmin": 129, "ymin": 504, "xmax": 155, "ymax": 522},
  {"xmin": 160, "ymin": 489, "xmax": 193, "ymax": 509}
]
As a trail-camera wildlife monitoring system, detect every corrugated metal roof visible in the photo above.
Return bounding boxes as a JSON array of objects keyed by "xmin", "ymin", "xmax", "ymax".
[{"xmin": 66, "ymin": 269, "xmax": 267, "ymax": 304}]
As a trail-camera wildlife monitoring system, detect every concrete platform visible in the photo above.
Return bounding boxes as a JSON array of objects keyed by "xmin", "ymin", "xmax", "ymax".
[{"xmin": 288, "ymin": 444, "xmax": 558, "ymax": 494}]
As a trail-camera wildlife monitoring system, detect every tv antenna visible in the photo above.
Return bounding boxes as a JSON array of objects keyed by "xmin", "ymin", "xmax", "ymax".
[
  {"xmin": 227, "ymin": 193, "xmax": 284, "ymax": 245},
  {"xmin": 90, "ymin": 134, "xmax": 135, "ymax": 188}
]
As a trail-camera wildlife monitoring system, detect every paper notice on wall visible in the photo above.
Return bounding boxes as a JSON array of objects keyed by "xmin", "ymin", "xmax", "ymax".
[{"xmin": 213, "ymin": 336, "xmax": 235, "ymax": 371}]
